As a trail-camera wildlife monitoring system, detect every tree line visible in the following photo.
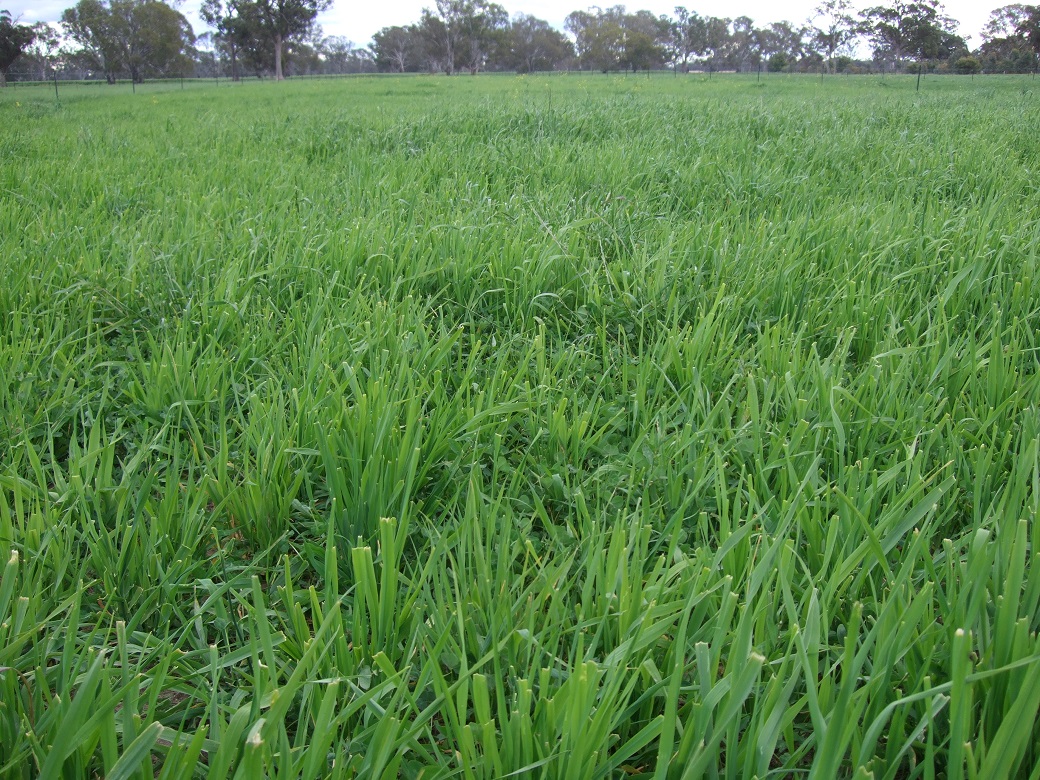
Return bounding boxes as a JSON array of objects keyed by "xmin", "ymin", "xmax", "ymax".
[
  {"xmin": 371, "ymin": 0, "xmax": 1040, "ymax": 76},
  {"xmin": 2, "ymin": 0, "xmax": 1040, "ymax": 85},
  {"xmin": 1, "ymin": 0, "xmax": 340, "ymax": 83}
]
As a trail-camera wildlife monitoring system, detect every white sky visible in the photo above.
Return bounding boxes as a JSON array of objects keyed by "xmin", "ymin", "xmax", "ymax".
[{"xmin": 9, "ymin": 0, "xmax": 996, "ymax": 50}]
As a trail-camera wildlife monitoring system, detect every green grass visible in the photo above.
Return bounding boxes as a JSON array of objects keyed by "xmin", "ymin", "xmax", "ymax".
[{"xmin": 1, "ymin": 72, "xmax": 1039, "ymax": 778}]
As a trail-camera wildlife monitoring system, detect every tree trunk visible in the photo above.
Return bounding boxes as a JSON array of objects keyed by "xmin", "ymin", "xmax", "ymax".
[
  {"xmin": 0, "ymin": 69, "xmax": 6, "ymax": 88},
  {"xmin": 231, "ymin": 42, "xmax": 239, "ymax": 81},
  {"xmin": 274, "ymin": 33, "xmax": 284, "ymax": 80},
  {"xmin": 916, "ymin": 60, "xmax": 922, "ymax": 91}
]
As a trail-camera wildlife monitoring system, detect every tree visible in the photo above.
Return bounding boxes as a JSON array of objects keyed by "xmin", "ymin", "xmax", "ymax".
[
  {"xmin": 62, "ymin": 0, "xmax": 123, "ymax": 82},
  {"xmin": 565, "ymin": 6, "xmax": 670, "ymax": 74},
  {"xmin": 980, "ymin": 4, "xmax": 1040, "ymax": 72},
  {"xmin": 565, "ymin": 6, "xmax": 626, "ymax": 72},
  {"xmin": 414, "ymin": 0, "xmax": 508, "ymax": 74},
  {"xmin": 671, "ymin": 7, "xmax": 705, "ymax": 72},
  {"xmin": 235, "ymin": 0, "xmax": 331, "ymax": 80},
  {"xmin": 0, "ymin": 10, "xmax": 36, "ymax": 86},
  {"xmin": 1013, "ymin": 5, "xmax": 1040, "ymax": 69},
  {"xmin": 861, "ymin": 0, "xmax": 959, "ymax": 87},
  {"xmin": 728, "ymin": 15, "xmax": 758, "ymax": 71},
  {"xmin": 62, "ymin": 0, "xmax": 194, "ymax": 83},
  {"xmin": 620, "ymin": 10, "xmax": 669, "ymax": 72},
  {"xmin": 701, "ymin": 16, "xmax": 730, "ymax": 75},
  {"xmin": 192, "ymin": 31, "xmax": 221, "ymax": 75},
  {"xmin": 201, "ymin": 0, "xmax": 249, "ymax": 79},
  {"xmin": 124, "ymin": 1, "xmax": 195, "ymax": 78},
  {"xmin": 457, "ymin": 0, "xmax": 508, "ymax": 74},
  {"xmin": 976, "ymin": 36, "xmax": 1035, "ymax": 71},
  {"xmin": 371, "ymin": 25, "xmax": 422, "ymax": 71},
  {"xmin": 952, "ymin": 55, "xmax": 980, "ymax": 73},
  {"xmin": 985, "ymin": 4, "xmax": 1028, "ymax": 35},
  {"xmin": 809, "ymin": 0, "xmax": 857, "ymax": 74},
  {"xmin": 319, "ymin": 36, "xmax": 373, "ymax": 73},
  {"xmin": 416, "ymin": 11, "xmax": 452, "ymax": 72},
  {"xmin": 758, "ymin": 21, "xmax": 804, "ymax": 72},
  {"xmin": 23, "ymin": 22, "xmax": 61, "ymax": 80},
  {"xmin": 505, "ymin": 14, "xmax": 573, "ymax": 73}
]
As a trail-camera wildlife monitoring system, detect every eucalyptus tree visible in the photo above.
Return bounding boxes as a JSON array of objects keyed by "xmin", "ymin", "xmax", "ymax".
[
  {"xmin": 980, "ymin": 5, "xmax": 1040, "ymax": 70},
  {"xmin": 671, "ymin": 6, "xmax": 706, "ymax": 72},
  {"xmin": 506, "ymin": 13, "xmax": 573, "ymax": 72},
  {"xmin": 23, "ymin": 22, "xmax": 61, "ymax": 80},
  {"xmin": 565, "ymin": 6, "xmax": 626, "ymax": 72},
  {"xmin": 61, "ymin": 0, "xmax": 194, "ymax": 82},
  {"xmin": 125, "ymin": 0, "xmax": 195, "ymax": 78},
  {"xmin": 200, "ymin": 0, "xmax": 250, "ymax": 79},
  {"xmin": 729, "ymin": 15, "xmax": 759, "ymax": 71},
  {"xmin": 414, "ymin": 0, "xmax": 506, "ymax": 74},
  {"xmin": 978, "ymin": 5, "xmax": 1028, "ymax": 70},
  {"xmin": 809, "ymin": 0, "xmax": 857, "ymax": 73},
  {"xmin": 1014, "ymin": 3, "xmax": 1040, "ymax": 56},
  {"xmin": 414, "ymin": 11, "xmax": 450, "ymax": 71},
  {"xmin": 332, "ymin": 37, "xmax": 371, "ymax": 71},
  {"xmin": 235, "ymin": 0, "xmax": 331, "ymax": 80},
  {"xmin": 861, "ymin": 0, "xmax": 959, "ymax": 88},
  {"xmin": 759, "ymin": 21, "xmax": 804, "ymax": 71},
  {"xmin": 701, "ymin": 15, "xmax": 730, "ymax": 76},
  {"xmin": 456, "ymin": 0, "xmax": 509, "ymax": 74},
  {"xmin": 61, "ymin": 0, "xmax": 122, "ymax": 81},
  {"xmin": 0, "ymin": 9, "xmax": 35, "ymax": 86},
  {"xmin": 371, "ymin": 24, "xmax": 423, "ymax": 71},
  {"xmin": 565, "ymin": 6, "xmax": 669, "ymax": 73},
  {"xmin": 620, "ymin": 9, "xmax": 669, "ymax": 72}
]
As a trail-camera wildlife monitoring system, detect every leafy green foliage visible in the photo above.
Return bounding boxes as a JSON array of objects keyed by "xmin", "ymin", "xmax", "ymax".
[
  {"xmin": 861, "ymin": 0, "xmax": 964, "ymax": 73},
  {"xmin": 60, "ymin": 0, "xmax": 195, "ymax": 82},
  {"xmin": 0, "ymin": 9, "xmax": 36, "ymax": 86},
  {"xmin": 235, "ymin": 0, "xmax": 332, "ymax": 80},
  {"xmin": 1, "ymin": 73, "xmax": 1039, "ymax": 778},
  {"xmin": 810, "ymin": 0, "xmax": 857, "ymax": 74}
]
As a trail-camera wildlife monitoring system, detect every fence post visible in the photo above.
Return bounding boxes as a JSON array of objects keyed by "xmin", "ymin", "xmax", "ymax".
[{"xmin": 53, "ymin": 70, "xmax": 59, "ymax": 102}]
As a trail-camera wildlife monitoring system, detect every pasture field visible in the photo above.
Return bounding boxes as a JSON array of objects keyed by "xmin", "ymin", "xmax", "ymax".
[{"xmin": 1, "ymin": 73, "xmax": 1040, "ymax": 778}]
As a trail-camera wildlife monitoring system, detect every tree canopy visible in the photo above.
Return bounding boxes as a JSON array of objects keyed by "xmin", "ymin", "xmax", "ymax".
[
  {"xmin": 0, "ymin": 0, "xmax": 1024, "ymax": 82},
  {"xmin": 0, "ymin": 9, "xmax": 37, "ymax": 86},
  {"xmin": 982, "ymin": 4, "xmax": 1040, "ymax": 70},
  {"xmin": 565, "ymin": 6, "xmax": 672, "ymax": 73},
  {"xmin": 810, "ymin": 0, "xmax": 857, "ymax": 73},
  {"xmin": 861, "ymin": 0, "xmax": 962, "ymax": 80},
  {"xmin": 240, "ymin": 0, "xmax": 331, "ymax": 80},
  {"xmin": 506, "ymin": 14, "xmax": 573, "ymax": 73},
  {"xmin": 61, "ymin": 0, "xmax": 194, "ymax": 82}
]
